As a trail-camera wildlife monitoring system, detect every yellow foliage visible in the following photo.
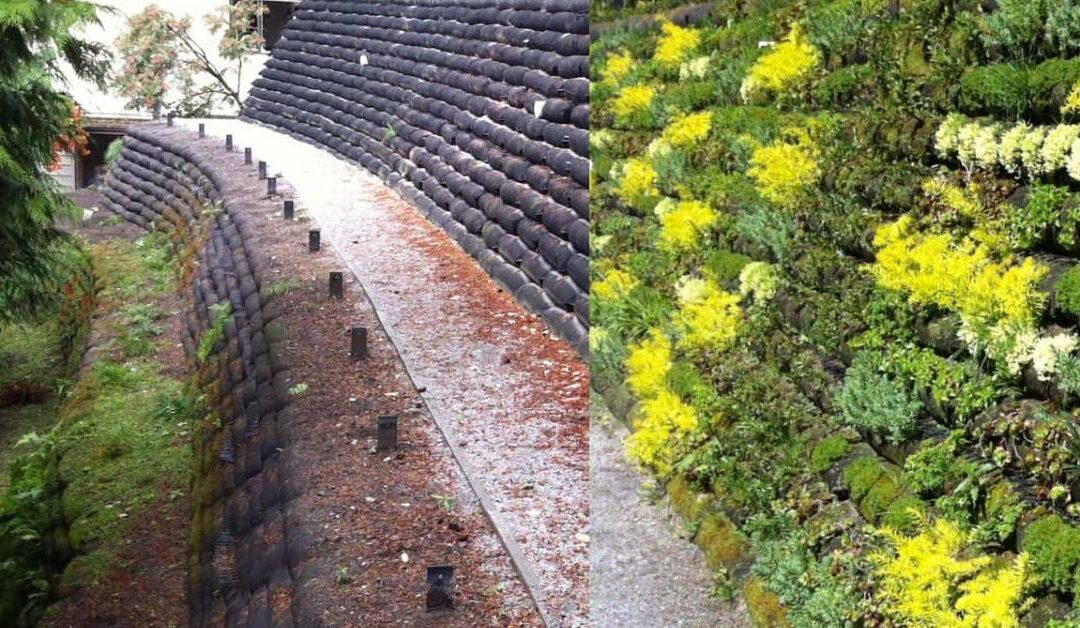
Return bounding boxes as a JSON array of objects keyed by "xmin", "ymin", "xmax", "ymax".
[
  {"xmin": 1064, "ymin": 81, "xmax": 1080, "ymax": 116},
  {"xmin": 602, "ymin": 51, "xmax": 634, "ymax": 84},
  {"xmin": 740, "ymin": 23, "xmax": 820, "ymax": 101},
  {"xmin": 625, "ymin": 328, "xmax": 672, "ymax": 400},
  {"xmin": 747, "ymin": 132, "xmax": 820, "ymax": 208},
  {"xmin": 612, "ymin": 84, "xmax": 656, "ymax": 119},
  {"xmin": 654, "ymin": 19, "xmax": 700, "ymax": 68},
  {"xmin": 661, "ymin": 111, "xmax": 713, "ymax": 147},
  {"xmin": 872, "ymin": 216, "xmax": 1048, "ymax": 335},
  {"xmin": 675, "ymin": 279, "xmax": 742, "ymax": 353},
  {"xmin": 594, "ymin": 267, "xmax": 637, "ymax": 301},
  {"xmin": 614, "ymin": 157, "xmax": 660, "ymax": 207},
  {"xmin": 658, "ymin": 199, "xmax": 717, "ymax": 250},
  {"xmin": 873, "ymin": 516, "xmax": 1034, "ymax": 627},
  {"xmin": 626, "ymin": 388, "xmax": 698, "ymax": 474}
]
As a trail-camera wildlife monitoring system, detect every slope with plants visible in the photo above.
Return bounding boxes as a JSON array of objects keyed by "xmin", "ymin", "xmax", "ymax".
[{"xmin": 592, "ymin": 1, "xmax": 1080, "ymax": 625}]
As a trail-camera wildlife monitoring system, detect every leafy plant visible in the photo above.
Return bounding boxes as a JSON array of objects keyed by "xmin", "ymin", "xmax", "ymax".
[{"xmin": 196, "ymin": 302, "xmax": 232, "ymax": 364}]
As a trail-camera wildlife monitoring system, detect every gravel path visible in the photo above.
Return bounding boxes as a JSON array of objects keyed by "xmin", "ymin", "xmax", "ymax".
[
  {"xmin": 178, "ymin": 119, "xmax": 589, "ymax": 626},
  {"xmin": 590, "ymin": 396, "xmax": 749, "ymax": 627}
]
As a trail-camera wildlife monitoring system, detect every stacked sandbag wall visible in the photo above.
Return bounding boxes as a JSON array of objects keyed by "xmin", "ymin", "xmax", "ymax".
[
  {"xmin": 242, "ymin": 0, "xmax": 590, "ymax": 354},
  {"xmin": 100, "ymin": 126, "xmax": 301, "ymax": 627}
]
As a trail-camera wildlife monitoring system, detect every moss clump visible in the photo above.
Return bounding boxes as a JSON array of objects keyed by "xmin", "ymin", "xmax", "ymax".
[
  {"xmin": 843, "ymin": 456, "xmax": 886, "ymax": 501},
  {"xmin": 810, "ymin": 435, "xmax": 850, "ymax": 472},
  {"xmin": 859, "ymin": 474, "xmax": 905, "ymax": 521},
  {"xmin": 697, "ymin": 512, "xmax": 747, "ymax": 572},
  {"xmin": 1056, "ymin": 265, "xmax": 1080, "ymax": 318},
  {"xmin": 705, "ymin": 249, "xmax": 752, "ymax": 284},
  {"xmin": 667, "ymin": 475, "xmax": 710, "ymax": 523},
  {"xmin": 1022, "ymin": 514, "xmax": 1080, "ymax": 594},
  {"xmin": 744, "ymin": 575, "xmax": 790, "ymax": 628}
]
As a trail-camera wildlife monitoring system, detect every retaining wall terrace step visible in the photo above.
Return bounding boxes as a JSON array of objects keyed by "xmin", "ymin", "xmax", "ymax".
[{"xmin": 242, "ymin": 0, "xmax": 590, "ymax": 348}]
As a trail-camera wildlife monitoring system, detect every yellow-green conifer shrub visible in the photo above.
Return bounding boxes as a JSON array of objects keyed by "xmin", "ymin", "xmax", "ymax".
[
  {"xmin": 872, "ymin": 215, "xmax": 1047, "ymax": 345},
  {"xmin": 601, "ymin": 51, "xmax": 634, "ymax": 85},
  {"xmin": 657, "ymin": 199, "xmax": 717, "ymax": 251},
  {"xmin": 613, "ymin": 157, "xmax": 660, "ymax": 209},
  {"xmin": 593, "ymin": 266, "xmax": 638, "ymax": 302},
  {"xmin": 746, "ymin": 132, "xmax": 821, "ymax": 209},
  {"xmin": 661, "ymin": 110, "xmax": 713, "ymax": 147},
  {"xmin": 624, "ymin": 328, "xmax": 672, "ymax": 400},
  {"xmin": 674, "ymin": 279, "xmax": 742, "ymax": 353},
  {"xmin": 873, "ymin": 515, "xmax": 1034, "ymax": 627},
  {"xmin": 626, "ymin": 388, "xmax": 699, "ymax": 475},
  {"xmin": 611, "ymin": 84, "xmax": 656, "ymax": 126},
  {"xmin": 740, "ymin": 23, "xmax": 820, "ymax": 102},
  {"xmin": 654, "ymin": 19, "xmax": 700, "ymax": 69}
]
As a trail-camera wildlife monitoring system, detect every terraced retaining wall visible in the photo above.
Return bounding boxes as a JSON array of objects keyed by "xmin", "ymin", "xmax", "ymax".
[
  {"xmin": 100, "ymin": 127, "xmax": 303, "ymax": 626},
  {"xmin": 242, "ymin": 0, "xmax": 590, "ymax": 354}
]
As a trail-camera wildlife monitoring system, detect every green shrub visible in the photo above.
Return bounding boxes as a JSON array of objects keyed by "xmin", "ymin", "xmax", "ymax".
[
  {"xmin": 806, "ymin": 0, "xmax": 866, "ymax": 57},
  {"xmin": 1022, "ymin": 514, "xmax": 1080, "ymax": 593},
  {"xmin": 810, "ymin": 435, "xmax": 849, "ymax": 472},
  {"xmin": 881, "ymin": 494, "xmax": 925, "ymax": 534},
  {"xmin": 958, "ymin": 63, "xmax": 1029, "ymax": 118},
  {"xmin": 813, "ymin": 64, "xmax": 872, "ymax": 107},
  {"xmin": 1008, "ymin": 183, "xmax": 1071, "ymax": 250},
  {"xmin": 705, "ymin": 249, "xmax": 751, "ymax": 284},
  {"xmin": 836, "ymin": 354, "xmax": 921, "ymax": 443},
  {"xmin": 735, "ymin": 204, "xmax": 797, "ymax": 263},
  {"xmin": 903, "ymin": 434, "xmax": 971, "ymax": 498},
  {"xmin": 1056, "ymin": 265, "xmax": 1080, "ymax": 317}
]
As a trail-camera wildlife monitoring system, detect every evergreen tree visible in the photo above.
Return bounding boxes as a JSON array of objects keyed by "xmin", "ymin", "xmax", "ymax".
[{"xmin": 0, "ymin": 0, "xmax": 109, "ymax": 321}]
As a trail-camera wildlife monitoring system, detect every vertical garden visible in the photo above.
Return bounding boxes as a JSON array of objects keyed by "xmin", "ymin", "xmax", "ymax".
[{"xmin": 591, "ymin": 0, "xmax": 1080, "ymax": 625}]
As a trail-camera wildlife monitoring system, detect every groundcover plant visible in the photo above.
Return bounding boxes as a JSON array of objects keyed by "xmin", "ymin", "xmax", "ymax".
[{"xmin": 591, "ymin": 1, "xmax": 1080, "ymax": 625}]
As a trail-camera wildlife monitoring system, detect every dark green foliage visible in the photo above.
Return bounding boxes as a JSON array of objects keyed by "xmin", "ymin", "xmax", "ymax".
[
  {"xmin": 1056, "ymin": 265, "xmax": 1080, "ymax": 317},
  {"xmin": 957, "ymin": 63, "xmax": 1029, "ymax": 119},
  {"xmin": 958, "ymin": 57, "xmax": 1080, "ymax": 119},
  {"xmin": 1022, "ymin": 514, "xmax": 1080, "ymax": 593},
  {"xmin": 0, "ymin": 0, "xmax": 109, "ymax": 322}
]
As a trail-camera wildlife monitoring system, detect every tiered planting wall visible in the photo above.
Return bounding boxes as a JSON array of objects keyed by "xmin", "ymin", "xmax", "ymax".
[
  {"xmin": 100, "ymin": 127, "xmax": 301, "ymax": 625},
  {"xmin": 242, "ymin": 0, "xmax": 590, "ymax": 352},
  {"xmin": 594, "ymin": 1, "xmax": 1080, "ymax": 625}
]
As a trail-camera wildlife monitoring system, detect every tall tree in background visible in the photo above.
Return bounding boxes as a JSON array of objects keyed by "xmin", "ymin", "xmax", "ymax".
[
  {"xmin": 0, "ymin": 0, "xmax": 110, "ymax": 322},
  {"xmin": 114, "ymin": 1, "xmax": 266, "ymax": 116}
]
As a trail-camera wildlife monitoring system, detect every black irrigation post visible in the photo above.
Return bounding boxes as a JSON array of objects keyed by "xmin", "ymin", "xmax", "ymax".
[
  {"xmin": 267, "ymin": 176, "xmax": 277, "ymax": 196},
  {"xmin": 225, "ymin": 134, "xmax": 233, "ymax": 151},
  {"xmin": 377, "ymin": 415, "xmax": 398, "ymax": 451},
  {"xmin": 244, "ymin": 147, "xmax": 252, "ymax": 165},
  {"xmin": 198, "ymin": 123, "xmax": 205, "ymax": 138},
  {"xmin": 350, "ymin": 326, "xmax": 368, "ymax": 359},
  {"xmin": 258, "ymin": 160, "xmax": 267, "ymax": 180},
  {"xmin": 328, "ymin": 271, "xmax": 343, "ymax": 298},
  {"xmin": 309, "ymin": 229, "xmax": 320, "ymax": 252},
  {"xmin": 283, "ymin": 199, "xmax": 294, "ymax": 220},
  {"xmin": 426, "ymin": 566, "xmax": 454, "ymax": 611}
]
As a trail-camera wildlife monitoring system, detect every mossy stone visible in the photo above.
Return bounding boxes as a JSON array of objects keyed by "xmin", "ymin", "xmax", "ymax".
[
  {"xmin": 697, "ymin": 512, "xmax": 748, "ymax": 573},
  {"xmin": 743, "ymin": 576, "xmax": 790, "ymax": 628}
]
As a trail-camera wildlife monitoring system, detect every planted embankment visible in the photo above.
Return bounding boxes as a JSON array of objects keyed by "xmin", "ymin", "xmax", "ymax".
[
  {"xmin": 100, "ymin": 127, "xmax": 304, "ymax": 625},
  {"xmin": 242, "ymin": 0, "xmax": 590, "ymax": 354}
]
